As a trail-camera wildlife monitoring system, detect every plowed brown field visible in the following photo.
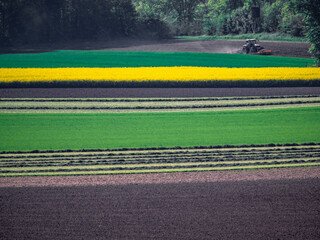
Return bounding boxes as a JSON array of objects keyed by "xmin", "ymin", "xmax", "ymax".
[
  {"xmin": 1, "ymin": 168, "xmax": 319, "ymax": 240},
  {"xmin": 102, "ymin": 39, "xmax": 312, "ymax": 58},
  {"xmin": 1, "ymin": 87, "xmax": 320, "ymax": 98},
  {"xmin": 2, "ymin": 39, "xmax": 312, "ymax": 58}
]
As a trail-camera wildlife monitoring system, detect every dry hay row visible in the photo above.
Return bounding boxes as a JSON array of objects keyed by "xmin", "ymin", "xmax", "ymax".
[
  {"xmin": 2, "ymin": 159, "xmax": 320, "ymax": 175},
  {"xmin": 1, "ymin": 95, "xmax": 319, "ymax": 113},
  {"xmin": 1, "ymin": 145, "xmax": 319, "ymax": 161},
  {"xmin": 2, "ymin": 150, "xmax": 319, "ymax": 165},
  {"xmin": 1, "ymin": 95, "xmax": 319, "ymax": 102},
  {"xmin": 3, "ymin": 156, "xmax": 320, "ymax": 169},
  {"xmin": 1, "ymin": 143, "xmax": 319, "ymax": 156},
  {"xmin": 1, "ymin": 144, "xmax": 320, "ymax": 176},
  {"xmin": 1, "ymin": 151, "xmax": 320, "ymax": 167},
  {"xmin": 1, "ymin": 100, "xmax": 320, "ymax": 110}
]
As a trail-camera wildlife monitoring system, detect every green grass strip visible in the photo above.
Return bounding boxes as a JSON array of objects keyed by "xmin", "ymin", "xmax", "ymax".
[
  {"xmin": 0, "ymin": 107, "xmax": 319, "ymax": 152},
  {"xmin": 0, "ymin": 50, "xmax": 315, "ymax": 68}
]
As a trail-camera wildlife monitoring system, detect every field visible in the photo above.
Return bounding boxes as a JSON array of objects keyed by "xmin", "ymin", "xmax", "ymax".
[
  {"xmin": 1, "ymin": 87, "xmax": 320, "ymax": 98},
  {"xmin": 2, "ymin": 38, "xmax": 313, "ymax": 58},
  {"xmin": 1, "ymin": 144, "xmax": 319, "ymax": 177},
  {"xmin": 1, "ymin": 51, "xmax": 319, "ymax": 88},
  {"xmin": 0, "ymin": 41, "xmax": 319, "ymax": 175},
  {"xmin": 1, "ymin": 105, "xmax": 319, "ymax": 151},
  {"xmin": 0, "ymin": 50, "xmax": 315, "ymax": 68},
  {"xmin": 1, "ymin": 96, "xmax": 320, "ymax": 176},
  {"xmin": 1, "ymin": 177, "xmax": 319, "ymax": 239},
  {"xmin": 1, "ymin": 39, "xmax": 320, "ymax": 239},
  {"xmin": 1, "ymin": 67, "xmax": 320, "ymax": 83}
]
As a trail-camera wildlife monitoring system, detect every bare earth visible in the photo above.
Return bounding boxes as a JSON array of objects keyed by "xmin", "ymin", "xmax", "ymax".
[
  {"xmin": 2, "ymin": 38, "xmax": 312, "ymax": 58},
  {"xmin": 1, "ymin": 168, "xmax": 319, "ymax": 240},
  {"xmin": 1, "ymin": 167, "xmax": 319, "ymax": 188},
  {"xmin": 1, "ymin": 87, "xmax": 320, "ymax": 98},
  {"xmin": 36, "ymin": 38, "xmax": 311, "ymax": 58},
  {"xmin": 101, "ymin": 39, "xmax": 312, "ymax": 58}
]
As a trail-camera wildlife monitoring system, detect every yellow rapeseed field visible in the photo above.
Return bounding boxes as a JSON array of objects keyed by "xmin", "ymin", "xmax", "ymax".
[{"xmin": 0, "ymin": 67, "xmax": 319, "ymax": 82}]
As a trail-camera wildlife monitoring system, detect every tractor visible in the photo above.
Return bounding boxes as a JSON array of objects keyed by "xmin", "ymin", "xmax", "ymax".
[{"xmin": 242, "ymin": 39, "xmax": 264, "ymax": 54}]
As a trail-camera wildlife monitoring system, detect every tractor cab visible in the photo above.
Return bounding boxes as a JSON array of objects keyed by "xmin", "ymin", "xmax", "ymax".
[{"xmin": 242, "ymin": 39, "xmax": 264, "ymax": 54}]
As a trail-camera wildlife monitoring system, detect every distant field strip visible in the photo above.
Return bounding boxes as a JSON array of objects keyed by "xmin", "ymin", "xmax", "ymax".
[
  {"xmin": 1, "ymin": 144, "xmax": 319, "ymax": 177},
  {"xmin": 1, "ymin": 95, "xmax": 319, "ymax": 113},
  {"xmin": 0, "ymin": 50, "xmax": 315, "ymax": 68},
  {"xmin": 1, "ymin": 67, "xmax": 320, "ymax": 83}
]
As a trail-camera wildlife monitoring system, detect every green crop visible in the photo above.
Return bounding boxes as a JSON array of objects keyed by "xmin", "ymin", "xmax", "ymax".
[
  {"xmin": 0, "ymin": 50, "xmax": 315, "ymax": 68},
  {"xmin": 0, "ymin": 107, "xmax": 319, "ymax": 152}
]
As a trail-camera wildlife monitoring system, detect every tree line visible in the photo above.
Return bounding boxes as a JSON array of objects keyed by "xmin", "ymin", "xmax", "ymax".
[
  {"xmin": 0, "ymin": 0, "xmax": 137, "ymax": 46},
  {"xmin": 0, "ymin": 0, "xmax": 319, "ymax": 64}
]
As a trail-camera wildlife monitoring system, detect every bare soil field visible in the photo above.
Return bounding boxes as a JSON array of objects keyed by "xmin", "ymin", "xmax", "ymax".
[
  {"xmin": 1, "ymin": 87, "xmax": 320, "ymax": 98},
  {"xmin": 1, "ymin": 38, "xmax": 312, "ymax": 58},
  {"xmin": 1, "ymin": 171, "xmax": 319, "ymax": 239},
  {"xmin": 1, "ymin": 166, "xmax": 319, "ymax": 188},
  {"xmin": 101, "ymin": 39, "xmax": 312, "ymax": 58}
]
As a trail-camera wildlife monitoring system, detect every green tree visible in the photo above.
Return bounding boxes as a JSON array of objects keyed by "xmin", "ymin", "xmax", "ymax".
[
  {"xmin": 292, "ymin": 0, "xmax": 320, "ymax": 65},
  {"xmin": 280, "ymin": 1, "xmax": 305, "ymax": 37}
]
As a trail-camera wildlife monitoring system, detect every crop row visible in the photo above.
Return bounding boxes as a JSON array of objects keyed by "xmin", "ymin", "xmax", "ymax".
[
  {"xmin": 2, "ymin": 143, "xmax": 318, "ymax": 155},
  {"xmin": 1, "ymin": 147, "xmax": 319, "ymax": 162},
  {"xmin": 2, "ymin": 154, "xmax": 319, "ymax": 168},
  {"xmin": 1, "ymin": 96, "xmax": 319, "ymax": 113},
  {"xmin": 2, "ymin": 67, "xmax": 320, "ymax": 82},
  {"xmin": 3, "ymin": 159, "xmax": 320, "ymax": 173},
  {"xmin": 2, "ymin": 148, "xmax": 318, "ymax": 161},
  {"xmin": 1, "ymin": 101, "xmax": 319, "ymax": 110},
  {"xmin": 1, "ymin": 144, "xmax": 319, "ymax": 177}
]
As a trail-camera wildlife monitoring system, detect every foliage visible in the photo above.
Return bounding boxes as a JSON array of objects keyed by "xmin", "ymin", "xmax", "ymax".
[
  {"xmin": 177, "ymin": 33, "xmax": 307, "ymax": 42},
  {"xmin": 0, "ymin": 0, "xmax": 138, "ymax": 46},
  {"xmin": 262, "ymin": 1, "xmax": 282, "ymax": 32},
  {"xmin": 0, "ymin": 0, "xmax": 315, "ymax": 46},
  {"xmin": 291, "ymin": 0, "xmax": 320, "ymax": 65},
  {"xmin": 133, "ymin": 0, "xmax": 308, "ymax": 37}
]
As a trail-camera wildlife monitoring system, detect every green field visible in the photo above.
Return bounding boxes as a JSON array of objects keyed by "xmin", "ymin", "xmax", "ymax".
[
  {"xmin": 0, "ymin": 107, "xmax": 319, "ymax": 152},
  {"xmin": 0, "ymin": 50, "xmax": 315, "ymax": 68}
]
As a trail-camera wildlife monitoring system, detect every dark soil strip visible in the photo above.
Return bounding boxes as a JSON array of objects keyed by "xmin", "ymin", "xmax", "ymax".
[
  {"xmin": 0, "ymin": 39, "xmax": 313, "ymax": 58},
  {"xmin": 1, "ymin": 95, "xmax": 318, "ymax": 102},
  {"xmin": 1, "ymin": 87, "xmax": 320, "ymax": 98},
  {"xmin": 0, "ymin": 177, "xmax": 319, "ymax": 240},
  {"xmin": 2, "ymin": 80, "xmax": 320, "ymax": 88},
  {"xmin": 1, "ymin": 166, "xmax": 318, "ymax": 187}
]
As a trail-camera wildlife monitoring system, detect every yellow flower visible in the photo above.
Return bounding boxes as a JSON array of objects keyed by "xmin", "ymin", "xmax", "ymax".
[{"xmin": 0, "ymin": 67, "xmax": 319, "ymax": 82}]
